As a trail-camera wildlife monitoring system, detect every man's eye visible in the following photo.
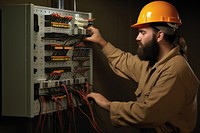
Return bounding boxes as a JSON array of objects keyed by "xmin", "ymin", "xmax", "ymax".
[{"xmin": 140, "ymin": 31, "xmax": 145, "ymax": 35}]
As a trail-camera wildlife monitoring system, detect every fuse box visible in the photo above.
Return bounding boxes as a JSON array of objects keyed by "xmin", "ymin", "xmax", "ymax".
[{"xmin": 1, "ymin": 4, "xmax": 93, "ymax": 118}]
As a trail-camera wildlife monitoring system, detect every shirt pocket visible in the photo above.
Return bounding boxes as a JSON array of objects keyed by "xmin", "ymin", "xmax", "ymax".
[{"xmin": 144, "ymin": 91, "xmax": 151, "ymax": 100}]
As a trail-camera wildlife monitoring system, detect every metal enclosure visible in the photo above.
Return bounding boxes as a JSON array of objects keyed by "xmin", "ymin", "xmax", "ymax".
[{"xmin": 1, "ymin": 4, "xmax": 93, "ymax": 118}]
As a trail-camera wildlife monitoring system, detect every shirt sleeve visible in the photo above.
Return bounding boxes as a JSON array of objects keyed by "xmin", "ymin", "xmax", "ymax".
[
  {"xmin": 102, "ymin": 42, "xmax": 146, "ymax": 82},
  {"xmin": 110, "ymin": 69, "xmax": 184, "ymax": 127},
  {"xmin": 109, "ymin": 58, "xmax": 199, "ymax": 128}
]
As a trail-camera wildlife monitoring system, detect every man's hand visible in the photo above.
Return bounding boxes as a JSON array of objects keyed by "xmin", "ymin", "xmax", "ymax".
[
  {"xmin": 87, "ymin": 92, "xmax": 111, "ymax": 111},
  {"xmin": 85, "ymin": 26, "xmax": 108, "ymax": 48}
]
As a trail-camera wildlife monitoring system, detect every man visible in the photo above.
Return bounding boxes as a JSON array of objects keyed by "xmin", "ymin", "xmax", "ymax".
[{"xmin": 85, "ymin": 1, "xmax": 199, "ymax": 133}]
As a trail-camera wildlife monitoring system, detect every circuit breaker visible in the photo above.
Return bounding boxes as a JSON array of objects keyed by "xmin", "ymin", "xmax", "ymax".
[{"xmin": 1, "ymin": 4, "xmax": 94, "ymax": 118}]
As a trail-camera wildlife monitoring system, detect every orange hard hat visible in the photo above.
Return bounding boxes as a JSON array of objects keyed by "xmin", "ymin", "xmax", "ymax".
[{"xmin": 131, "ymin": 1, "xmax": 182, "ymax": 28}]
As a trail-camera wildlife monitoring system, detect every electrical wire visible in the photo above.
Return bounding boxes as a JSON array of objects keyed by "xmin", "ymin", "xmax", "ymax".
[
  {"xmin": 55, "ymin": 98, "xmax": 64, "ymax": 133},
  {"xmin": 73, "ymin": 87, "xmax": 103, "ymax": 133},
  {"xmin": 62, "ymin": 84, "xmax": 76, "ymax": 133},
  {"xmin": 36, "ymin": 96, "xmax": 48, "ymax": 133}
]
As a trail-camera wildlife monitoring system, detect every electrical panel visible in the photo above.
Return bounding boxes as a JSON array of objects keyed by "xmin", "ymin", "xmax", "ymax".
[{"xmin": 1, "ymin": 4, "xmax": 94, "ymax": 118}]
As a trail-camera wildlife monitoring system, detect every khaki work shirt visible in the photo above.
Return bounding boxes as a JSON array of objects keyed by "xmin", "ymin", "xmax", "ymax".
[{"xmin": 102, "ymin": 42, "xmax": 199, "ymax": 133}]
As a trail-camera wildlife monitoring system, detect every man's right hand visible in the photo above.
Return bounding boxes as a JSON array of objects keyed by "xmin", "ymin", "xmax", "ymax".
[{"xmin": 85, "ymin": 26, "xmax": 108, "ymax": 48}]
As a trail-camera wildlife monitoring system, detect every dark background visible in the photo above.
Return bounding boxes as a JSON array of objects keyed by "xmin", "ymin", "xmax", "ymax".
[{"xmin": 1, "ymin": 0, "xmax": 200, "ymax": 133}]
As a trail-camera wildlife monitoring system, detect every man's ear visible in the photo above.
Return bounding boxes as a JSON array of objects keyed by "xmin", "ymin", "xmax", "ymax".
[{"xmin": 157, "ymin": 31, "xmax": 164, "ymax": 42}]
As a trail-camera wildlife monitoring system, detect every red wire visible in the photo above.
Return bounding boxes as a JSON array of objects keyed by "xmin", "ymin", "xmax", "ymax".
[
  {"xmin": 62, "ymin": 85, "xmax": 75, "ymax": 133},
  {"xmin": 55, "ymin": 98, "xmax": 64, "ymax": 133},
  {"xmin": 85, "ymin": 82, "xmax": 90, "ymax": 94},
  {"xmin": 74, "ymin": 89, "xmax": 102, "ymax": 133},
  {"xmin": 77, "ymin": 107, "xmax": 102, "ymax": 133},
  {"xmin": 62, "ymin": 83, "xmax": 102, "ymax": 132},
  {"xmin": 61, "ymin": 84, "xmax": 71, "ymax": 106},
  {"xmin": 36, "ymin": 97, "xmax": 43, "ymax": 132},
  {"xmin": 41, "ymin": 96, "xmax": 48, "ymax": 133},
  {"xmin": 69, "ymin": 93, "xmax": 76, "ymax": 133}
]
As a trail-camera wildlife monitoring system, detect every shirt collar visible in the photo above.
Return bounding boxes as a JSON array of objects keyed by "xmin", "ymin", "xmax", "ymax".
[{"xmin": 152, "ymin": 46, "xmax": 181, "ymax": 69}]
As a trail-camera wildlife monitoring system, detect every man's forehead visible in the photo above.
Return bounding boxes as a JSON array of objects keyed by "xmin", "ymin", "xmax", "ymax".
[{"xmin": 138, "ymin": 26, "xmax": 153, "ymax": 32}]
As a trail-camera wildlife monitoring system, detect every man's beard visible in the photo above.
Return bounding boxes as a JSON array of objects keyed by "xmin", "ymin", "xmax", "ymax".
[{"xmin": 137, "ymin": 35, "xmax": 159, "ymax": 63}]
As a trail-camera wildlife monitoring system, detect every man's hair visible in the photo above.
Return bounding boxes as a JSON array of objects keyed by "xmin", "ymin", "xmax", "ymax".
[{"xmin": 151, "ymin": 22, "xmax": 187, "ymax": 60}]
